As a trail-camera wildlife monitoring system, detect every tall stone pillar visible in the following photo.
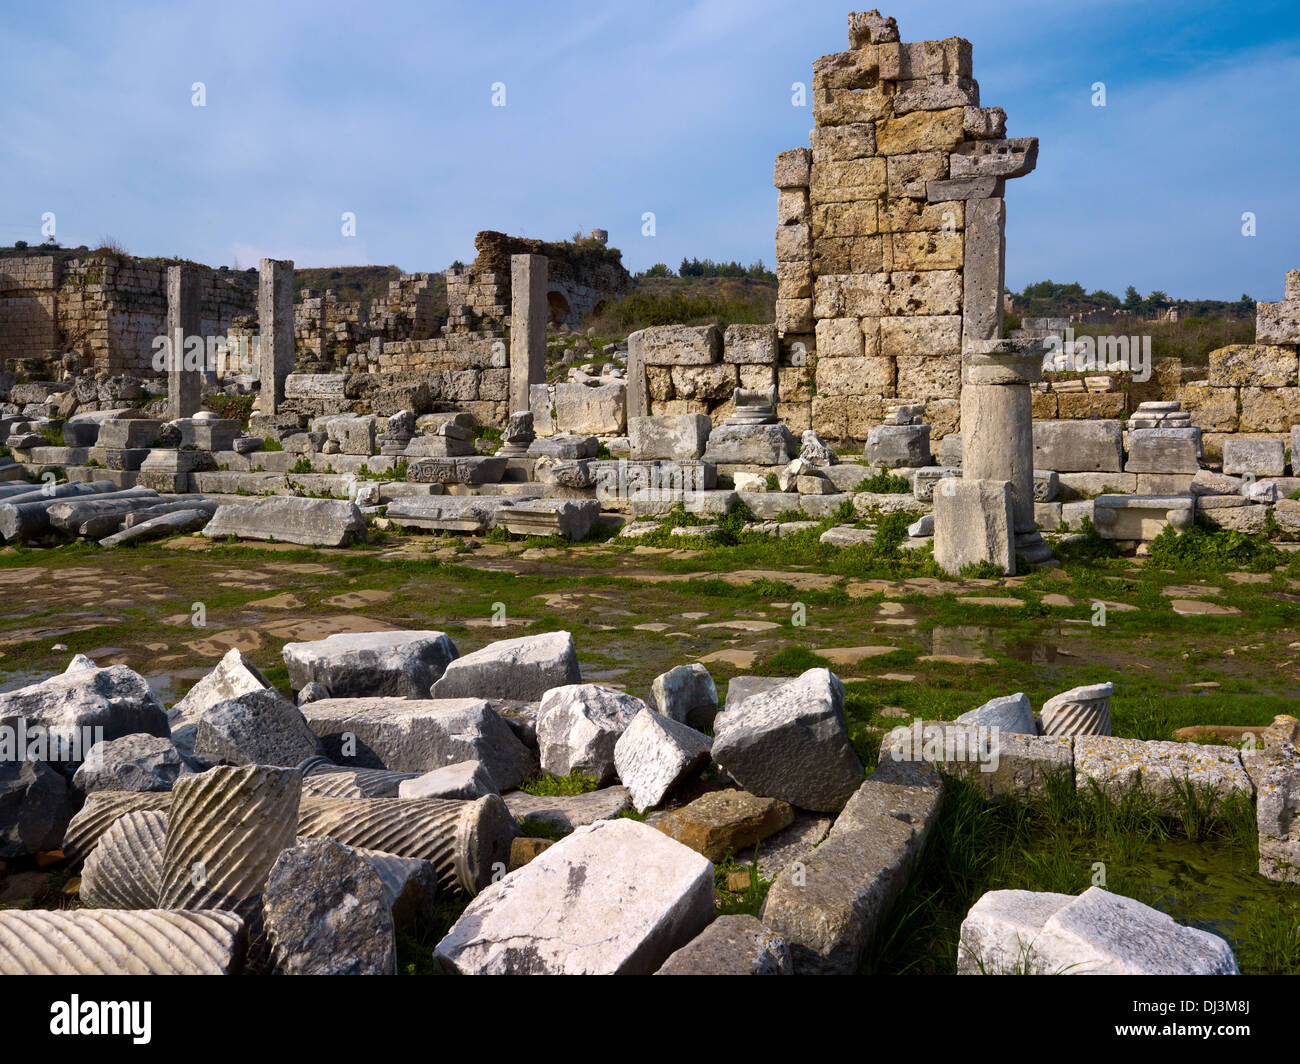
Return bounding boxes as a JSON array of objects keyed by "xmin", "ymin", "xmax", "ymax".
[
  {"xmin": 509, "ymin": 254, "xmax": 548, "ymax": 415},
  {"xmin": 166, "ymin": 264, "xmax": 202, "ymax": 420},
  {"xmin": 257, "ymin": 258, "xmax": 294, "ymax": 414},
  {"xmin": 961, "ymin": 197, "xmax": 1007, "ymax": 348}
]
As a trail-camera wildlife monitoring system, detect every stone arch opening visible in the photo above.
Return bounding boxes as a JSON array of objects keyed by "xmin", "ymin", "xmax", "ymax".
[{"xmin": 547, "ymin": 290, "xmax": 571, "ymax": 325}]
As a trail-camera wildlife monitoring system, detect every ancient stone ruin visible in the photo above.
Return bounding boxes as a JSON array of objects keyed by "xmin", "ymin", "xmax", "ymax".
[{"xmin": 0, "ymin": 9, "xmax": 1297, "ymax": 985}]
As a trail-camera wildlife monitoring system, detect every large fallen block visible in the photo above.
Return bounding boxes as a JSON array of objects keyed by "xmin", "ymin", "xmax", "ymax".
[
  {"xmin": 263, "ymin": 837, "xmax": 397, "ymax": 975},
  {"xmin": 494, "ymin": 497, "xmax": 601, "ymax": 541},
  {"xmin": 282, "ymin": 630, "xmax": 458, "ymax": 700},
  {"xmin": 167, "ymin": 649, "xmax": 270, "ymax": 758},
  {"xmin": 430, "ymin": 631, "xmax": 581, "ymax": 701},
  {"xmin": 1074, "ymin": 736, "xmax": 1251, "ymax": 803},
  {"xmin": 761, "ymin": 763, "xmax": 941, "ymax": 974},
  {"xmin": 202, "ymin": 496, "xmax": 366, "ymax": 547},
  {"xmin": 0, "ymin": 909, "xmax": 247, "ymax": 975},
  {"xmin": 711, "ymin": 668, "xmax": 864, "ymax": 813},
  {"xmin": 299, "ymin": 696, "xmax": 535, "ymax": 789},
  {"xmin": 384, "ymin": 495, "xmax": 511, "ymax": 533},
  {"xmin": 957, "ymin": 886, "xmax": 1238, "ymax": 974},
  {"xmin": 434, "ymin": 818, "xmax": 714, "ymax": 974},
  {"xmin": 0, "ymin": 659, "xmax": 169, "ymax": 773}
]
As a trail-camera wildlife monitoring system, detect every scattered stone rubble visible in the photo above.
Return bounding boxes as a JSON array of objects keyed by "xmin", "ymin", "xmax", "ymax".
[{"xmin": 0, "ymin": 623, "xmax": 1289, "ymax": 975}]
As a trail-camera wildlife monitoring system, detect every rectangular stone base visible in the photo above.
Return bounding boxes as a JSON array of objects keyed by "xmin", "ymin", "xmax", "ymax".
[{"xmin": 933, "ymin": 478, "xmax": 1014, "ymax": 576}]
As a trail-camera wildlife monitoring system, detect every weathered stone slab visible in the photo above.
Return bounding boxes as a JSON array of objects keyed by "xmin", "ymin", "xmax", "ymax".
[
  {"xmin": 1092, "ymin": 494, "xmax": 1194, "ymax": 541},
  {"xmin": 1032, "ymin": 420, "xmax": 1123, "ymax": 473},
  {"xmin": 263, "ymin": 837, "xmax": 396, "ymax": 975},
  {"xmin": 656, "ymin": 914, "xmax": 792, "ymax": 975},
  {"xmin": 430, "ymin": 631, "xmax": 581, "ymax": 702},
  {"xmin": 434, "ymin": 818, "xmax": 714, "ymax": 974},
  {"xmin": 398, "ymin": 760, "xmax": 499, "ymax": 800},
  {"xmin": 202, "ymin": 497, "xmax": 366, "ymax": 547},
  {"xmin": 495, "ymin": 498, "xmax": 601, "ymax": 541},
  {"xmin": 407, "ymin": 456, "xmax": 508, "ymax": 485},
  {"xmin": 629, "ymin": 414, "xmax": 712, "ymax": 461},
  {"xmin": 503, "ymin": 785, "xmax": 632, "ymax": 833},
  {"xmin": 703, "ymin": 424, "xmax": 795, "ymax": 465},
  {"xmin": 958, "ymin": 886, "xmax": 1238, "ymax": 974},
  {"xmin": 1125, "ymin": 429, "xmax": 1201, "ymax": 474},
  {"xmin": 711, "ymin": 668, "xmax": 864, "ymax": 813},
  {"xmin": 282, "ymin": 630, "xmax": 458, "ymax": 700},
  {"xmin": 1074, "ymin": 736, "xmax": 1250, "ymax": 802},
  {"xmin": 863, "ymin": 424, "xmax": 930, "ymax": 468},
  {"xmin": 385, "ymin": 495, "xmax": 510, "ymax": 533},
  {"xmin": 933, "ymin": 477, "xmax": 1014, "ymax": 576},
  {"xmin": 654, "ymin": 788, "xmax": 794, "ymax": 862},
  {"xmin": 301, "ymin": 697, "xmax": 535, "ymax": 789},
  {"xmin": 613, "ymin": 709, "xmax": 712, "ymax": 812},
  {"xmin": 1222, "ymin": 436, "xmax": 1286, "ymax": 477}
]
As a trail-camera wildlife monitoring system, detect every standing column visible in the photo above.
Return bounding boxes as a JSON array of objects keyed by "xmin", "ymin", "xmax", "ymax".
[
  {"xmin": 960, "ymin": 339, "xmax": 1043, "ymax": 534},
  {"xmin": 509, "ymin": 254, "xmax": 548, "ymax": 415},
  {"xmin": 257, "ymin": 258, "xmax": 294, "ymax": 414},
  {"xmin": 166, "ymin": 265, "xmax": 202, "ymax": 419}
]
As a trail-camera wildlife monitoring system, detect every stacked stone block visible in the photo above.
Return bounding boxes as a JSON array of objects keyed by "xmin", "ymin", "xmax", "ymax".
[
  {"xmin": 631, "ymin": 324, "xmax": 780, "ymax": 427},
  {"xmin": 1180, "ymin": 270, "xmax": 1300, "ymax": 452},
  {"xmin": 0, "ymin": 253, "xmax": 255, "ymax": 378},
  {"xmin": 773, "ymin": 11, "xmax": 1036, "ymax": 446}
]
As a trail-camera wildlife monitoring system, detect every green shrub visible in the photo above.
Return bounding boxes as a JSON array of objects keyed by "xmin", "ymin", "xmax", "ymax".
[{"xmin": 855, "ymin": 470, "xmax": 912, "ymax": 493}]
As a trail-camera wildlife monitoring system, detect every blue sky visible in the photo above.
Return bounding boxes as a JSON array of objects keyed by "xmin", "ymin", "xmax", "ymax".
[{"xmin": 1, "ymin": 0, "xmax": 1296, "ymax": 301}]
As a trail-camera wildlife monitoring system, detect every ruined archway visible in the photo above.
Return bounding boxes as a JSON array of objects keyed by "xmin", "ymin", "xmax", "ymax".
[{"xmin": 547, "ymin": 290, "xmax": 571, "ymax": 325}]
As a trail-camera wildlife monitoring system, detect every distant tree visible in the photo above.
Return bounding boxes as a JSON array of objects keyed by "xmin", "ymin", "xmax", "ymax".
[
  {"xmin": 13, "ymin": 240, "xmax": 26, "ymax": 249},
  {"xmin": 1123, "ymin": 286, "xmax": 1142, "ymax": 311},
  {"xmin": 643, "ymin": 263, "xmax": 673, "ymax": 277}
]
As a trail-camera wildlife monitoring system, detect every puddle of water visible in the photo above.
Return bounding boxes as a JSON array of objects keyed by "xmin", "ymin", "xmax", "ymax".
[{"xmin": 1127, "ymin": 836, "xmax": 1299, "ymax": 958}]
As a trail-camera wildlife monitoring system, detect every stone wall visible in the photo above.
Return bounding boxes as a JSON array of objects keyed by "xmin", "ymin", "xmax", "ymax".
[
  {"xmin": 0, "ymin": 256, "xmax": 61, "ymax": 371},
  {"xmin": 295, "ymin": 288, "xmax": 370, "ymax": 365},
  {"xmin": 0, "ymin": 254, "xmax": 257, "ymax": 378},
  {"xmin": 773, "ymin": 10, "xmax": 1036, "ymax": 444},
  {"xmin": 1012, "ymin": 274, "xmax": 1300, "ymax": 454},
  {"xmin": 446, "ymin": 231, "xmax": 630, "ymax": 334},
  {"xmin": 362, "ymin": 331, "xmax": 509, "ymax": 425}
]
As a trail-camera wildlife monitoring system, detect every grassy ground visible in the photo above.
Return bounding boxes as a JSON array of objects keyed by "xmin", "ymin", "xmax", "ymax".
[
  {"xmin": 864, "ymin": 773, "xmax": 1300, "ymax": 975},
  {"xmin": 1, "ymin": 520, "xmax": 1297, "ymax": 972}
]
